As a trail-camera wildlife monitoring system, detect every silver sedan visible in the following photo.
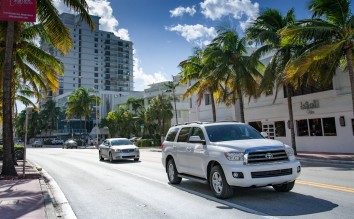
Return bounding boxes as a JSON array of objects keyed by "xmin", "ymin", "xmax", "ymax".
[{"xmin": 99, "ymin": 138, "xmax": 140, "ymax": 162}]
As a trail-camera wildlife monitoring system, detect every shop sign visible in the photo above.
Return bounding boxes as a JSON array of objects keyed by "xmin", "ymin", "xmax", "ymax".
[
  {"xmin": 300, "ymin": 100, "xmax": 319, "ymax": 114},
  {"xmin": 0, "ymin": 0, "xmax": 36, "ymax": 22}
]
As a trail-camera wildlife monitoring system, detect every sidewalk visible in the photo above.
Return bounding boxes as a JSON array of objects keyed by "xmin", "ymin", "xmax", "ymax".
[{"xmin": 0, "ymin": 160, "xmax": 53, "ymax": 219}]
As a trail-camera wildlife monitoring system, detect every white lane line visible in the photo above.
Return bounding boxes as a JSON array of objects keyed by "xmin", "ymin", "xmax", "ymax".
[{"xmin": 114, "ymin": 167, "xmax": 279, "ymax": 219}]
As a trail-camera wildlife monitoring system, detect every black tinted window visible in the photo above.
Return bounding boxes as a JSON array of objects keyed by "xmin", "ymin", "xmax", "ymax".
[
  {"xmin": 166, "ymin": 127, "xmax": 179, "ymax": 142},
  {"xmin": 177, "ymin": 127, "xmax": 191, "ymax": 142},
  {"xmin": 205, "ymin": 124, "xmax": 263, "ymax": 142}
]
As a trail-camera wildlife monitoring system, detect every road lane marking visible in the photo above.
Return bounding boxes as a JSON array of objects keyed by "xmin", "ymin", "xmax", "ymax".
[{"xmin": 297, "ymin": 180, "xmax": 354, "ymax": 193}]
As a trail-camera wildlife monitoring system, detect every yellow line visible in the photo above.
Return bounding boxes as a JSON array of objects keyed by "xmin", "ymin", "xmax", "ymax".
[{"xmin": 297, "ymin": 180, "xmax": 354, "ymax": 193}]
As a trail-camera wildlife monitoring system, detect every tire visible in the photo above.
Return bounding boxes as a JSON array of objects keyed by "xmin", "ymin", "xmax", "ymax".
[
  {"xmin": 272, "ymin": 181, "xmax": 295, "ymax": 192},
  {"xmin": 109, "ymin": 153, "xmax": 114, "ymax": 163},
  {"xmin": 210, "ymin": 165, "xmax": 234, "ymax": 199},
  {"xmin": 167, "ymin": 159, "xmax": 182, "ymax": 184},
  {"xmin": 134, "ymin": 158, "xmax": 139, "ymax": 162},
  {"xmin": 99, "ymin": 151, "xmax": 104, "ymax": 161}
]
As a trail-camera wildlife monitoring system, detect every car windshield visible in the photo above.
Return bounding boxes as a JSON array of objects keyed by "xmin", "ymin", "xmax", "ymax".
[
  {"xmin": 205, "ymin": 124, "xmax": 264, "ymax": 142},
  {"xmin": 111, "ymin": 139, "xmax": 132, "ymax": 146}
]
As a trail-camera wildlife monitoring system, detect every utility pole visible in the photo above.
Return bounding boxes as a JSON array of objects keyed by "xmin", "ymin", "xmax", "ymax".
[{"xmin": 23, "ymin": 106, "xmax": 33, "ymax": 178}]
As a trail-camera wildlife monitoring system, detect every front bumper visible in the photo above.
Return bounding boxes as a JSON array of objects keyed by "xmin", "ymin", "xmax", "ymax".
[
  {"xmin": 222, "ymin": 160, "xmax": 301, "ymax": 187},
  {"xmin": 112, "ymin": 151, "xmax": 140, "ymax": 160}
]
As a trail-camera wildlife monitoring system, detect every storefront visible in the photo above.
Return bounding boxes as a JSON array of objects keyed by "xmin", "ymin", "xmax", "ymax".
[{"xmin": 245, "ymin": 72, "xmax": 354, "ymax": 154}]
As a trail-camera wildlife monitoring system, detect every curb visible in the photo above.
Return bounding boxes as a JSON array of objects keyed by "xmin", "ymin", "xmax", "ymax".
[
  {"xmin": 30, "ymin": 160, "xmax": 77, "ymax": 219},
  {"xmin": 297, "ymin": 157, "xmax": 354, "ymax": 165}
]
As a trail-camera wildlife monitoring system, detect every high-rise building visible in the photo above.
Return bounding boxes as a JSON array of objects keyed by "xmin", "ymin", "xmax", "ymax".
[
  {"xmin": 39, "ymin": 13, "xmax": 135, "ymax": 139},
  {"xmin": 41, "ymin": 13, "xmax": 134, "ymax": 96}
]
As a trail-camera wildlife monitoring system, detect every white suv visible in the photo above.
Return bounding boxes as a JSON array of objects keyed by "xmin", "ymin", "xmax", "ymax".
[{"xmin": 161, "ymin": 122, "xmax": 301, "ymax": 199}]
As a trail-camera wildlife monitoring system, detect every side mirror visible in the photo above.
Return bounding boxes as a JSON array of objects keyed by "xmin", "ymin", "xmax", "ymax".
[
  {"xmin": 260, "ymin": 132, "xmax": 268, "ymax": 138},
  {"xmin": 189, "ymin": 136, "xmax": 206, "ymax": 145}
]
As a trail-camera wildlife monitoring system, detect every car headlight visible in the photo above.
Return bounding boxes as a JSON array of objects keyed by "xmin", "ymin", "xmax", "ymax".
[
  {"xmin": 114, "ymin": 149, "xmax": 121, "ymax": 152},
  {"xmin": 224, "ymin": 152, "xmax": 244, "ymax": 161},
  {"xmin": 285, "ymin": 146, "xmax": 294, "ymax": 157}
]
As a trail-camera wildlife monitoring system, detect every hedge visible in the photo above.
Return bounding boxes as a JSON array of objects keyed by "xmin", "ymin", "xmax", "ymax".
[
  {"xmin": 0, "ymin": 145, "xmax": 25, "ymax": 160},
  {"xmin": 135, "ymin": 139, "xmax": 161, "ymax": 147}
]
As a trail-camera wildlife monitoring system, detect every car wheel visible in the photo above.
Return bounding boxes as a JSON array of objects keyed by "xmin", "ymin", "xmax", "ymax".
[
  {"xmin": 210, "ymin": 165, "xmax": 234, "ymax": 199},
  {"xmin": 272, "ymin": 181, "xmax": 295, "ymax": 192},
  {"xmin": 109, "ymin": 153, "xmax": 114, "ymax": 163},
  {"xmin": 134, "ymin": 158, "xmax": 139, "ymax": 162},
  {"xmin": 99, "ymin": 151, "xmax": 104, "ymax": 161},
  {"xmin": 167, "ymin": 159, "xmax": 182, "ymax": 184}
]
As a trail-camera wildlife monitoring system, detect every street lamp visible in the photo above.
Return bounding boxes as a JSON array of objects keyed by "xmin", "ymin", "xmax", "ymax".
[
  {"xmin": 23, "ymin": 106, "xmax": 33, "ymax": 178},
  {"xmin": 95, "ymin": 90, "xmax": 99, "ymax": 146}
]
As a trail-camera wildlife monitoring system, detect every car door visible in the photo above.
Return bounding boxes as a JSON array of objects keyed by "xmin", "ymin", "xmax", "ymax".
[
  {"xmin": 186, "ymin": 127, "xmax": 208, "ymax": 178},
  {"xmin": 175, "ymin": 127, "xmax": 192, "ymax": 174},
  {"xmin": 101, "ymin": 140, "xmax": 110, "ymax": 157}
]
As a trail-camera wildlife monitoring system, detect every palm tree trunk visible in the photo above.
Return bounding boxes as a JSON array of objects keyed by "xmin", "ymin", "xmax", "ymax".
[
  {"xmin": 210, "ymin": 93, "xmax": 216, "ymax": 122},
  {"xmin": 237, "ymin": 87, "xmax": 245, "ymax": 123},
  {"xmin": 345, "ymin": 48, "xmax": 354, "ymax": 116},
  {"xmin": 1, "ymin": 21, "xmax": 17, "ymax": 176},
  {"xmin": 286, "ymin": 85, "xmax": 297, "ymax": 155}
]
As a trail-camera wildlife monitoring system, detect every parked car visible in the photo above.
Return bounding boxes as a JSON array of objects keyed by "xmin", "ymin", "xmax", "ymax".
[
  {"xmin": 51, "ymin": 139, "xmax": 64, "ymax": 145},
  {"xmin": 99, "ymin": 138, "xmax": 139, "ymax": 162},
  {"xmin": 62, "ymin": 139, "xmax": 78, "ymax": 149},
  {"xmin": 15, "ymin": 140, "xmax": 24, "ymax": 145},
  {"xmin": 32, "ymin": 140, "xmax": 43, "ymax": 148},
  {"xmin": 161, "ymin": 121, "xmax": 301, "ymax": 199}
]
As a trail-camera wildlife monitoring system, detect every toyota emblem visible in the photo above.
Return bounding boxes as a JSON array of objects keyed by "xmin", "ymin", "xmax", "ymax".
[{"xmin": 265, "ymin": 153, "xmax": 273, "ymax": 159}]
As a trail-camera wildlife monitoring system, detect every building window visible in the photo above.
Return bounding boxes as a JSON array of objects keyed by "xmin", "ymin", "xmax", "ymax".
[
  {"xmin": 275, "ymin": 121, "xmax": 286, "ymax": 137},
  {"xmin": 323, "ymin": 117, "xmax": 337, "ymax": 136},
  {"xmin": 297, "ymin": 119, "xmax": 309, "ymax": 136},
  {"xmin": 94, "ymin": 79, "xmax": 98, "ymax": 83},
  {"xmin": 94, "ymin": 67, "xmax": 98, "ymax": 71},
  {"xmin": 94, "ymin": 73, "xmax": 98, "ymax": 77},
  {"xmin": 95, "ymin": 49, "xmax": 98, "ymax": 53},
  {"xmin": 249, "ymin": 121, "xmax": 262, "ymax": 132},
  {"xmin": 205, "ymin": 94, "xmax": 211, "ymax": 105},
  {"xmin": 309, "ymin": 118, "xmax": 323, "ymax": 136}
]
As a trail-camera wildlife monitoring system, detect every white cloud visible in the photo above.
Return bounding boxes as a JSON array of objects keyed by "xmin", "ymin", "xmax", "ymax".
[
  {"xmin": 170, "ymin": 6, "xmax": 197, "ymax": 17},
  {"xmin": 133, "ymin": 52, "xmax": 167, "ymax": 91},
  {"xmin": 53, "ymin": 0, "xmax": 130, "ymax": 40},
  {"xmin": 166, "ymin": 24, "xmax": 217, "ymax": 47},
  {"xmin": 200, "ymin": 0, "xmax": 259, "ymax": 30}
]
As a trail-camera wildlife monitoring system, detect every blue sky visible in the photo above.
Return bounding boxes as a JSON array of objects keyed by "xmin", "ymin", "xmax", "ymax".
[{"xmin": 54, "ymin": 0, "xmax": 351, "ymax": 91}]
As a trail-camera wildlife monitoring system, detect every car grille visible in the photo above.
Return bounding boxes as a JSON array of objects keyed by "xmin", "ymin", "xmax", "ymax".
[
  {"xmin": 246, "ymin": 149, "xmax": 289, "ymax": 165},
  {"xmin": 251, "ymin": 168, "xmax": 293, "ymax": 178},
  {"xmin": 122, "ymin": 149, "xmax": 135, "ymax": 153},
  {"xmin": 122, "ymin": 155, "xmax": 135, "ymax": 158}
]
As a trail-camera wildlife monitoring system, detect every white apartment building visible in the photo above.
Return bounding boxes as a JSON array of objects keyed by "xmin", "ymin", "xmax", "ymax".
[
  {"xmin": 245, "ymin": 70, "xmax": 354, "ymax": 154},
  {"xmin": 187, "ymin": 70, "xmax": 354, "ymax": 154},
  {"xmin": 44, "ymin": 13, "xmax": 134, "ymax": 94}
]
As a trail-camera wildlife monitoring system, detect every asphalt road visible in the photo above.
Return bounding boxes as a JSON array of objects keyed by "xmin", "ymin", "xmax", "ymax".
[{"xmin": 27, "ymin": 148, "xmax": 354, "ymax": 219}]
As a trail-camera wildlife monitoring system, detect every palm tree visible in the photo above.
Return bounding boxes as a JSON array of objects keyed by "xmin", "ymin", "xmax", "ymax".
[
  {"xmin": 1, "ymin": 0, "xmax": 94, "ymax": 176},
  {"xmin": 179, "ymin": 49, "xmax": 221, "ymax": 122},
  {"xmin": 66, "ymin": 88, "xmax": 100, "ymax": 146},
  {"xmin": 164, "ymin": 80, "xmax": 179, "ymax": 125},
  {"xmin": 145, "ymin": 95, "xmax": 173, "ymax": 143},
  {"xmin": 207, "ymin": 30, "xmax": 263, "ymax": 123},
  {"xmin": 246, "ymin": 9, "xmax": 302, "ymax": 154},
  {"xmin": 40, "ymin": 99, "xmax": 61, "ymax": 137},
  {"xmin": 280, "ymin": 0, "xmax": 354, "ymax": 116}
]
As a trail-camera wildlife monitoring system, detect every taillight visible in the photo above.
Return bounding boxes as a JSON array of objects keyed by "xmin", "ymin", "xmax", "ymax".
[{"xmin": 161, "ymin": 143, "xmax": 164, "ymax": 149}]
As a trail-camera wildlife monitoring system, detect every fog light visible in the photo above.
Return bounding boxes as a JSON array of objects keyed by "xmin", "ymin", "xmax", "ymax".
[
  {"xmin": 297, "ymin": 166, "xmax": 301, "ymax": 173},
  {"xmin": 232, "ymin": 172, "xmax": 244, "ymax": 178}
]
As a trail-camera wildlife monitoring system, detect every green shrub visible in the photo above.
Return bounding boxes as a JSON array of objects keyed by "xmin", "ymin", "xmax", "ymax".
[
  {"xmin": 0, "ymin": 145, "xmax": 24, "ymax": 160},
  {"xmin": 44, "ymin": 139, "xmax": 52, "ymax": 145},
  {"xmin": 136, "ymin": 139, "xmax": 160, "ymax": 147}
]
